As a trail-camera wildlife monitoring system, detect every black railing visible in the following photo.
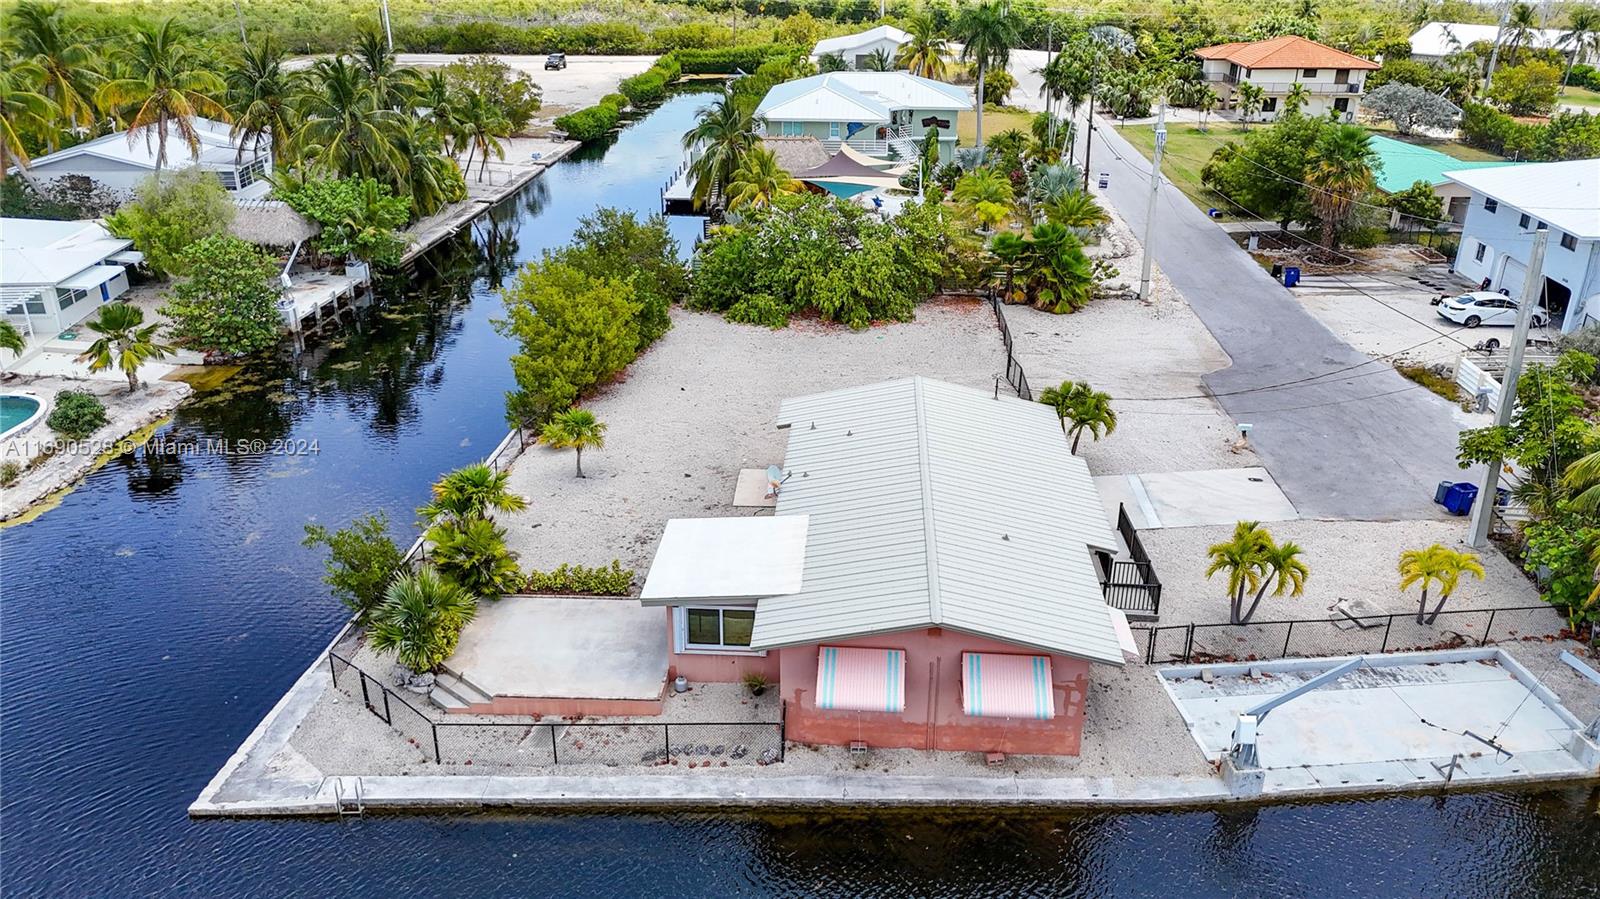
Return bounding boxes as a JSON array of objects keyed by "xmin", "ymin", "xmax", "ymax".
[
  {"xmin": 1129, "ymin": 603, "xmax": 1560, "ymax": 666},
  {"xmin": 328, "ymin": 650, "xmax": 786, "ymax": 769},
  {"xmin": 988, "ymin": 291, "xmax": 1032, "ymax": 401},
  {"xmin": 1101, "ymin": 504, "xmax": 1163, "ymax": 620}
]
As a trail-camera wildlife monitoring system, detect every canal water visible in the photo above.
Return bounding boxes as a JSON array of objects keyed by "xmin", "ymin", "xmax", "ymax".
[{"xmin": 2, "ymin": 91, "xmax": 1597, "ymax": 899}]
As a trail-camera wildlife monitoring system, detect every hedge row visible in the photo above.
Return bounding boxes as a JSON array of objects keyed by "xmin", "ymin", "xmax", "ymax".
[
  {"xmin": 558, "ymin": 48, "xmax": 792, "ymax": 144},
  {"xmin": 396, "ymin": 21, "xmax": 802, "ymax": 56},
  {"xmin": 554, "ymin": 95, "xmax": 627, "ymax": 142},
  {"xmin": 1460, "ymin": 102, "xmax": 1600, "ymax": 162},
  {"xmin": 676, "ymin": 44, "xmax": 797, "ymax": 74},
  {"xmin": 618, "ymin": 53, "xmax": 683, "ymax": 106}
]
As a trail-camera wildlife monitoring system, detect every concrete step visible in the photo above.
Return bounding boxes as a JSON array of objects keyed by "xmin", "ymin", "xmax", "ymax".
[
  {"xmin": 430, "ymin": 670, "xmax": 493, "ymax": 711},
  {"xmin": 429, "ymin": 686, "xmax": 468, "ymax": 712}
]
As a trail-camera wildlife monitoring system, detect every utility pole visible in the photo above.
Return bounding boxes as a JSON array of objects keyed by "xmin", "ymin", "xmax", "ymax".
[
  {"xmin": 1484, "ymin": 1, "xmax": 1513, "ymax": 91},
  {"xmin": 380, "ymin": 0, "xmax": 394, "ymax": 51},
  {"xmin": 1138, "ymin": 99, "xmax": 1166, "ymax": 302},
  {"xmin": 1081, "ymin": 64, "xmax": 1099, "ymax": 193},
  {"xmin": 1045, "ymin": 23, "xmax": 1057, "ymax": 151},
  {"xmin": 1467, "ymin": 227, "xmax": 1549, "ymax": 548}
]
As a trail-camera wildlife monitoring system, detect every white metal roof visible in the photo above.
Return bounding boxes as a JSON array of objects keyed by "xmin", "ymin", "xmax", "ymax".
[
  {"xmin": 750, "ymin": 377, "xmax": 1126, "ymax": 666},
  {"xmin": 28, "ymin": 117, "xmax": 251, "ymax": 173},
  {"xmin": 756, "ymin": 72, "xmax": 971, "ymax": 123},
  {"xmin": 58, "ymin": 264, "xmax": 125, "ymax": 290},
  {"xmin": 0, "ymin": 218, "xmax": 132, "ymax": 287},
  {"xmin": 813, "ymin": 25, "xmax": 912, "ymax": 57},
  {"xmin": 1446, "ymin": 158, "xmax": 1600, "ymax": 239},
  {"xmin": 640, "ymin": 516, "xmax": 810, "ymax": 605},
  {"xmin": 1408, "ymin": 22, "xmax": 1568, "ymax": 58}
]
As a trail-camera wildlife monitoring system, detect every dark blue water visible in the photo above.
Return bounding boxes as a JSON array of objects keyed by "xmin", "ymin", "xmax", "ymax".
[{"xmin": 3, "ymin": 91, "xmax": 1598, "ymax": 899}]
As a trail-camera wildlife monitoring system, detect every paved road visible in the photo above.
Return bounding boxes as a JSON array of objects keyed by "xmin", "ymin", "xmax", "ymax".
[{"xmin": 1076, "ymin": 119, "xmax": 1478, "ymax": 520}]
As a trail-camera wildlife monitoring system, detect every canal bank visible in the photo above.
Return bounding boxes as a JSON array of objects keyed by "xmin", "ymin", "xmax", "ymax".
[{"xmin": 5, "ymin": 92, "xmax": 1600, "ymax": 899}]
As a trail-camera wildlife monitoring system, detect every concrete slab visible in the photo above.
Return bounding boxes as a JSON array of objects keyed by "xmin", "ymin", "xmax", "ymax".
[
  {"xmin": 1095, "ymin": 467, "xmax": 1297, "ymax": 530},
  {"xmin": 445, "ymin": 596, "xmax": 667, "ymax": 700},
  {"xmin": 733, "ymin": 468, "xmax": 778, "ymax": 507}
]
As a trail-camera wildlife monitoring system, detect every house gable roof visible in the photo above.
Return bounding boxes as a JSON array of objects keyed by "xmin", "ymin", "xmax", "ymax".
[
  {"xmin": 1367, "ymin": 135, "xmax": 1521, "ymax": 193},
  {"xmin": 1446, "ymin": 158, "xmax": 1600, "ymax": 240},
  {"xmin": 756, "ymin": 72, "xmax": 972, "ymax": 123},
  {"xmin": 29, "ymin": 117, "xmax": 248, "ymax": 173},
  {"xmin": 1195, "ymin": 35, "xmax": 1378, "ymax": 70},
  {"xmin": 813, "ymin": 25, "xmax": 912, "ymax": 57},
  {"xmin": 749, "ymin": 377, "xmax": 1126, "ymax": 666}
]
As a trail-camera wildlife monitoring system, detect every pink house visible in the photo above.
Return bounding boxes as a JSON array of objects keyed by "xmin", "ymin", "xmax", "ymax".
[{"xmin": 640, "ymin": 377, "xmax": 1140, "ymax": 757}]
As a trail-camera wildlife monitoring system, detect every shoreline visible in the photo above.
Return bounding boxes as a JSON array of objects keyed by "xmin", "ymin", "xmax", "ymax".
[{"xmin": 401, "ymin": 139, "xmax": 582, "ymax": 265}]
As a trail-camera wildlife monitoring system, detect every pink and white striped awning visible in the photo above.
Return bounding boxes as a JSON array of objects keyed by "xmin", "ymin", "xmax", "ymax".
[
  {"xmin": 815, "ymin": 646, "xmax": 905, "ymax": 713},
  {"xmin": 961, "ymin": 652, "xmax": 1056, "ymax": 720}
]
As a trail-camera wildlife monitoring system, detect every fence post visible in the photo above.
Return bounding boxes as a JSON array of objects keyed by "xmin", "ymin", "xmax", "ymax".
[
  {"xmin": 360, "ymin": 670, "xmax": 371, "ymax": 710},
  {"xmin": 778, "ymin": 700, "xmax": 786, "ymax": 761},
  {"xmin": 1481, "ymin": 609, "xmax": 1497, "ymax": 647},
  {"xmin": 382, "ymin": 688, "xmax": 392, "ymax": 724},
  {"xmin": 1380, "ymin": 615, "xmax": 1394, "ymax": 653},
  {"xmin": 327, "ymin": 653, "xmax": 338, "ymax": 689},
  {"xmin": 432, "ymin": 723, "xmax": 441, "ymax": 764},
  {"xmin": 1281, "ymin": 621, "xmax": 1295, "ymax": 658},
  {"xmin": 664, "ymin": 722, "xmax": 672, "ymax": 760},
  {"xmin": 1183, "ymin": 623, "xmax": 1196, "ymax": 663}
]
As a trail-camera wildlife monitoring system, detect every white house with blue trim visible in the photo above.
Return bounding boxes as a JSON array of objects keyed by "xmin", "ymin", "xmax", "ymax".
[
  {"xmin": 0, "ymin": 218, "xmax": 142, "ymax": 368},
  {"xmin": 754, "ymin": 71, "xmax": 972, "ymax": 162}
]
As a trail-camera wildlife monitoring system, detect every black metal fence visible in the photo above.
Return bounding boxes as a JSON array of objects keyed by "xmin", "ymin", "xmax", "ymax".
[
  {"xmin": 1102, "ymin": 504, "xmax": 1162, "ymax": 620},
  {"xmin": 988, "ymin": 291, "xmax": 1032, "ymax": 401},
  {"xmin": 328, "ymin": 650, "xmax": 786, "ymax": 769},
  {"xmin": 1130, "ymin": 604, "xmax": 1559, "ymax": 666}
]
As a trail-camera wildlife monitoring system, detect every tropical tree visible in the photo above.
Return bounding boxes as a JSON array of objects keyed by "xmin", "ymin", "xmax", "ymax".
[
  {"xmin": 294, "ymin": 55, "xmax": 402, "ymax": 180},
  {"xmin": 0, "ymin": 321, "xmax": 25, "ymax": 354},
  {"xmin": 1038, "ymin": 379, "xmax": 1116, "ymax": 453},
  {"xmin": 861, "ymin": 47, "xmax": 895, "ymax": 72},
  {"xmin": 990, "ymin": 231, "xmax": 1027, "ymax": 302},
  {"xmin": 75, "ymin": 302, "xmax": 172, "ymax": 393},
  {"xmin": 1559, "ymin": 7, "xmax": 1600, "ymax": 93},
  {"xmin": 954, "ymin": 0, "xmax": 1019, "ymax": 156},
  {"xmin": 457, "ymin": 88, "xmax": 508, "ymax": 182},
  {"xmin": 1021, "ymin": 221, "xmax": 1098, "ymax": 312},
  {"xmin": 1236, "ymin": 82, "xmax": 1265, "ymax": 126},
  {"xmin": 351, "ymin": 26, "xmax": 415, "ymax": 110},
  {"xmin": 897, "ymin": 13, "xmax": 951, "ymax": 80},
  {"xmin": 1028, "ymin": 161, "xmax": 1079, "ymax": 210},
  {"xmin": 1204, "ymin": 521, "xmax": 1269, "ymax": 625},
  {"xmin": 724, "ymin": 146, "xmax": 800, "ymax": 211},
  {"xmin": 1040, "ymin": 48, "xmax": 1094, "ymax": 124},
  {"xmin": 426, "ymin": 516, "xmax": 523, "ymax": 597},
  {"xmin": 1398, "ymin": 544, "xmax": 1486, "ymax": 625},
  {"xmin": 682, "ymin": 86, "xmax": 757, "ymax": 209},
  {"xmin": 1504, "ymin": 3, "xmax": 1539, "ymax": 62},
  {"xmin": 1304, "ymin": 124, "xmax": 1377, "ymax": 250},
  {"xmin": 1044, "ymin": 190, "xmax": 1108, "ymax": 231},
  {"xmin": 0, "ymin": 59, "xmax": 57, "ymax": 180},
  {"xmin": 390, "ymin": 116, "xmax": 464, "ymax": 218},
  {"xmin": 1563, "ymin": 442, "xmax": 1600, "ymax": 513},
  {"xmin": 1241, "ymin": 538, "xmax": 1310, "ymax": 624},
  {"xmin": 224, "ymin": 37, "xmax": 297, "ymax": 163},
  {"xmin": 817, "ymin": 52, "xmax": 847, "ymax": 73},
  {"xmin": 301, "ymin": 513, "xmax": 405, "ymax": 625},
  {"xmin": 1283, "ymin": 82, "xmax": 1311, "ymax": 116},
  {"xmin": 540, "ymin": 407, "xmax": 607, "ymax": 478},
  {"xmin": 368, "ymin": 566, "xmax": 478, "ymax": 674},
  {"xmin": 8, "ymin": 1, "xmax": 100, "ymax": 141},
  {"xmin": 1363, "ymin": 82, "xmax": 1461, "ymax": 135},
  {"xmin": 953, "ymin": 167, "xmax": 1013, "ymax": 231},
  {"xmin": 1196, "ymin": 86, "xmax": 1218, "ymax": 132},
  {"xmin": 95, "ymin": 18, "xmax": 229, "ymax": 173},
  {"xmin": 419, "ymin": 462, "xmax": 528, "ymax": 524}
]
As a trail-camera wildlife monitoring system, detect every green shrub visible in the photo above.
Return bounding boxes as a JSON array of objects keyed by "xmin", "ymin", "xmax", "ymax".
[
  {"xmin": 0, "ymin": 461, "xmax": 20, "ymax": 487},
  {"xmin": 302, "ymin": 513, "xmax": 406, "ymax": 626},
  {"xmin": 523, "ymin": 561, "xmax": 635, "ymax": 595},
  {"xmin": 619, "ymin": 70, "xmax": 667, "ymax": 105},
  {"xmin": 1343, "ymin": 225, "xmax": 1388, "ymax": 249},
  {"xmin": 554, "ymin": 102, "xmax": 622, "ymax": 141},
  {"xmin": 426, "ymin": 517, "xmax": 524, "ymax": 598},
  {"xmin": 46, "ymin": 389, "xmax": 107, "ymax": 439},
  {"xmin": 158, "ymin": 235, "xmax": 283, "ymax": 356},
  {"xmin": 368, "ymin": 567, "xmax": 477, "ymax": 674},
  {"xmin": 277, "ymin": 177, "xmax": 411, "ymax": 266},
  {"xmin": 566, "ymin": 208, "xmax": 686, "ymax": 347},
  {"xmin": 676, "ymin": 44, "xmax": 793, "ymax": 74},
  {"xmin": 103, "ymin": 169, "xmax": 234, "ymax": 278},
  {"xmin": 1570, "ymin": 64, "xmax": 1600, "ymax": 92}
]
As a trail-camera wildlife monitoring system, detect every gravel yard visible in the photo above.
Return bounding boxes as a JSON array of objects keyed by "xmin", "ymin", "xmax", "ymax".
[{"xmin": 1000, "ymin": 201, "xmax": 1259, "ymax": 476}]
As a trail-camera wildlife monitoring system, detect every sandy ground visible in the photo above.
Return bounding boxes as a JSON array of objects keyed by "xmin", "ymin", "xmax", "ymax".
[
  {"xmin": 395, "ymin": 53, "xmax": 657, "ymax": 117},
  {"xmin": 1001, "ymin": 197, "xmax": 1259, "ymax": 476},
  {"xmin": 498, "ymin": 302, "xmax": 1004, "ymax": 573}
]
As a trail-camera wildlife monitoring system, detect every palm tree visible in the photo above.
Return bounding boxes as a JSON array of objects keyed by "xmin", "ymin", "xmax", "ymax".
[
  {"xmin": 540, "ymin": 407, "xmax": 607, "ymax": 478},
  {"xmin": 1196, "ymin": 86, "xmax": 1218, "ymax": 132},
  {"xmin": 225, "ymin": 37, "xmax": 297, "ymax": 164},
  {"xmin": 0, "ymin": 321, "xmax": 26, "ymax": 354},
  {"xmin": 1039, "ymin": 52, "xmax": 1093, "ymax": 124},
  {"xmin": 419, "ymin": 462, "xmax": 528, "ymax": 524},
  {"xmin": 724, "ymin": 146, "xmax": 800, "ymax": 211},
  {"xmin": 418, "ymin": 70, "xmax": 462, "ymax": 152},
  {"xmin": 457, "ymin": 88, "xmax": 508, "ymax": 183},
  {"xmin": 0, "ymin": 59, "xmax": 57, "ymax": 180},
  {"xmin": 1236, "ymin": 82, "xmax": 1264, "ymax": 128},
  {"xmin": 990, "ymin": 231, "xmax": 1027, "ymax": 302},
  {"xmin": 76, "ymin": 302, "xmax": 172, "ymax": 393},
  {"xmin": 1044, "ymin": 190, "xmax": 1108, "ymax": 230},
  {"xmin": 1399, "ymin": 544, "xmax": 1486, "ymax": 625},
  {"xmin": 1238, "ymin": 539, "xmax": 1309, "ymax": 624},
  {"xmin": 391, "ymin": 117, "xmax": 461, "ymax": 217},
  {"xmin": 1038, "ymin": 379, "xmax": 1116, "ymax": 453},
  {"xmin": 1505, "ymin": 3, "xmax": 1538, "ymax": 62},
  {"xmin": 351, "ymin": 25, "xmax": 414, "ymax": 110},
  {"xmin": 1283, "ymin": 82, "xmax": 1311, "ymax": 117},
  {"xmin": 1563, "ymin": 441, "xmax": 1600, "ymax": 513},
  {"xmin": 861, "ymin": 47, "xmax": 896, "ymax": 72},
  {"xmin": 1559, "ymin": 7, "xmax": 1600, "ymax": 94},
  {"xmin": 425, "ymin": 517, "xmax": 523, "ymax": 597},
  {"xmin": 953, "ymin": 167, "xmax": 1013, "ymax": 231},
  {"xmin": 1023, "ymin": 222, "xmax": 1097, "ymax": 313},
  {"xmin": 1204, "ymin": 520, "xmax": 1272, "ymax": 625},
  {"xmin": 294, "ymin": 55, "xmax": 402, "ymax": 179},
  {"xmin": 682, "ymin": 86, "xmax": 757, "ymax": 209},
  {"xmin": 897, "ymin": 13, "xmax": 951, "ymax": 80},
  {"xmin": 368, "ymin": 566, "xmax": 478, "ymax": 674},
  {"xmin": 1305, "ymin": 124, "xmax": 1377, "ymax": 251},
  {"xmin": 954, "ymin": 0, "xmax": 1019, "ymax": 157},
  {"xmin": 9, "ymin": 1, "xmax": 100, "ymax": 143},
  {"xmin": 95, "ymin": 18, "xmax": 229, "ymax": 173}
]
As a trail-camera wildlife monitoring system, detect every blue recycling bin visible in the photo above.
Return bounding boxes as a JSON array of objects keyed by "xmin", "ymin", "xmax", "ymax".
[
  {"xmin": 1443, "ymin": 482, "xmax": 1479, "ymax": 516},
  {"xmin": 1283, "ymin": 266, "xmax": 1301, "ymax": 288},
  {"xmin": 1434, "ymin": 480, "xmax": 1455, "ymax": 505}
]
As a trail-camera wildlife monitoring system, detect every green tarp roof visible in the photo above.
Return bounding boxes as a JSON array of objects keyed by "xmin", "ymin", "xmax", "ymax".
[{"xmin": 1368, "ymin": 134, "xmax": 1519, "ymax": 194}]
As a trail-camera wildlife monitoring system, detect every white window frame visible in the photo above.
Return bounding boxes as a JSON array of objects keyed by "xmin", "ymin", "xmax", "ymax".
[
  {"xmin": 673, "ymin": 606, "xmax": 766, "ymax": 656},
  {"xmin": 1560, "ymin": 232, "xmax": 1577, "ymax": 251},
  {"xmin": 1474, "ymin": 241, "xmax": 1486, "ymax": 262},
  {"xmin": 829, "ymin": 121, "xmax": 841, "ymax": 139}
]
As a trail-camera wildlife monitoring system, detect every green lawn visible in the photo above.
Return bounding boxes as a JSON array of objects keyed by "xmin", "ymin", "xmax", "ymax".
[
  {"xmin": 1561, "ymin": 86, "xmax": 1600, "ymax": 109},
  {"xmin": 958, "ymin": 107, "xmax": 1034, "ymax": 147},
  {"xmin": 1118, "ymin": 122, "xmax": 1239, "ymax": 218}
]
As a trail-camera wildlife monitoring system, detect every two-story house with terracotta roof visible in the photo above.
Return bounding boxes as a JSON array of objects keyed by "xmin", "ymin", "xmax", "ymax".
[{"xmin": 1195, "ymin": 35, "xmax": 1380, "ymax": 123}]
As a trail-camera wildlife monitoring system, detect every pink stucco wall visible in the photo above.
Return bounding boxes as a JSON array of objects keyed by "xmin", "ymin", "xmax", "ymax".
[
  {"xmin": 664, "ymin": 608, "xmax": 783, "ymax": 684},
  {"xmin": 779, "ymin": 627, "xmax": 1092, "ymax": 756}
]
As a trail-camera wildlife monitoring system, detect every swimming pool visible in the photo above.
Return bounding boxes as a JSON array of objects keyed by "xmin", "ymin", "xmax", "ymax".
[{"xmin": 0, "ymin": 394, "xmax": 43, "ymax": 438}]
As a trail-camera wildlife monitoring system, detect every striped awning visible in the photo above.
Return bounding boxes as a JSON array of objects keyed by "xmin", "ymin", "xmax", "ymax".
[
  {"xmin": 962, "ymin": 652, "xmax": 1055, "ymax": 720},
  {"xmin": 815, "ymin": 646, "xmax": 905, "ymax": 713}
]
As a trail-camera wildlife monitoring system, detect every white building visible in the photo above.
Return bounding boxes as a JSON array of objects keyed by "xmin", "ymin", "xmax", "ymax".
[
  {"xmin": 812, "ymin": 25, "xmax": 912, "ymax": 70},
  {"xmin": 1408, "ymin": 22, "xmax": 1583, "ymax": 64},
  {"xmin": 754, "ymin": 71, "xmax": 971, "ymax": 161},
  {"xmin": 23, "ymin": 118, "xmax": 272, "ymax": 200},
  {"xmin": 1196, "ymin": 36, "xmax": 1379, "ymax": 122},
  {"xmin": 1, "ymin": 218, "xmax": 141, "ymax": 365},
  {"xmin": 1448, "ymin": 159, "xmax": 1600, "ymax": 333}
]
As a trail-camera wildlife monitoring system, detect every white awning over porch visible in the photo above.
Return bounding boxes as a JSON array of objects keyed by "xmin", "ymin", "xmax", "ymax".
[{"xmin": 640, "ymin": 516, "xmax": 810, "ymax": 606}]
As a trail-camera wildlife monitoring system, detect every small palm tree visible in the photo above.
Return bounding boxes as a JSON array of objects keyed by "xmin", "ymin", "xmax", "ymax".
[
  {"xmin": 897, "ymin": 13, "xmax": 951, "ymax": 80},
  {"xmin": 0, "ymin": 320, "xmax": 26, "ymax": 354},
  {"xmin": 458, "ymin": 88, "xmax": 508, "ymax": 183},
  {"xmin": 426, "ymin": 517, "xmax": 524, "ymax": 598},
  {"xmin": 419, "ymin": 462, "xmax": 528, "ymax": 524},
  {"xmin": 368, "ymin": 566, "xmax": 478, "ymax": 674},
  {"xmin": 1044, "ymin": 190, "xmax": 1108, "ymax": 231},
  {"xmin": 1038, "ymin": 380, "xmax": 1117, "ymax": 453},
  {"xmin": 725, "ymin": 146, "xmax": 801, "ymax": 211},
  {"xmin": 1560, "ymin": 8, "xmax": 1600, "ymax": 94},
  {"xmin": 76, "ymin": 302, "xmax": 172, "ymax": 393},
  {"xmin": 1562, "ymin": 441, "xmax": 1600, "ymax": 513},
  {"xmin": 541, "ymin": 407, "xmax": 607, "ymax": 478},
  {"xmin": 1399, "ymin": 544, "xmax": 1487, "ymax": 625},
  {"xmin": 1196, "ymin": 86, "xmax": 1218, "ymax": 132},
  {"xmin": 1238, "ymin": 539, "xmax": 1310, "ymax": 624},
  {"xmin": 0, "ymin": 60, "xmax": 57, "ymax": 180},
  {"xmin": 95, "ymin": 18, "xmax": 230, "ymax": 173},
  {"xmin": 1283, "ymin": 82, "xmax": 1310, "ymax": 117},
  {"xmin": 1305, "ymin": 124, "xmax": 1376, "ymax": 251},
  {"xmin": 953, "ymin": 167, "xmax": 1014, "ymax": 232},
  {"xmin": 990, "ymin": 231, "xmax": 1027, "ymax": 303},
  {"xmin": 1235, "ymin": 82, "xmax": 1264, "ymax": 128},
  {"xmin": 1205, "ymin": 521, "xmax": 1271, "ymax": 625}
]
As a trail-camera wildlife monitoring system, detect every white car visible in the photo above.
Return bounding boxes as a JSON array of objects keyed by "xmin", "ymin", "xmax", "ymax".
[{"xmin": 1436, "ymin": 291, "xmax": 1548, "ymax": 328}]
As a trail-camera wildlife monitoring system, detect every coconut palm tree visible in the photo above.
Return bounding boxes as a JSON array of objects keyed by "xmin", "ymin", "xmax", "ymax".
[
  {"xmin": 368, "ymin": 566, "xmax": 478, "ymax": 674},
  {"xmin": 419, "ymin": 462, "xmax": 528, "ymax": 524},
  {"xmin": 860, "ymin": 47, "xmax": 896, "ymax": 72},
  {"xmin": 76, "ymin": 302, "xmax": 172, "ymax": 394},
  {"xmin": 1205, "ymin": 520, "xmax": 1271, "ymax": 625},
  {"xmin": 8, "ymin": 1, "xmax": 100, "ymax": 143},
  {"xmin": 1505, "ymin": 3, "xmax": 1539, "ymax": 62},
  {"xmin": 1559, "ymin": 7, "xmax": 1600, "ymax": 93},
  {"xmin": 1238, "ymin": 538, "xmax": 1310, "ymax": 624},
  {"xmin": 1563, "ymin": 440, "xmax": 1600, "ymax": 513},
  {"xmin": 0, "ymin": 320, "xmax": 26, "ymax": 354},
  {"xmin": 1283, "ymin": 82, "xmax": 1311, "ymax": 116},
  {"xmin": 391, "ymin": 116, "xmax": 461, "ymax": 217},
  {"xmin": 1305, "ymin": 124, "xmax": 1376, "ymax": 251},
  {"xmin": 351, "ymin": 25, "xmax": 415, "ymax": 110},
  {"xmin": 682, "ymin": 86, "xmax": 758, "ymax": 209},
  {"xmin": 1399, "ymin": 544, "xmax": 1486, "ymax": 625},
  {"xmin": 225, "ymin": 37, "xmax": 297, "ymax": 164},
  {"xmin": 295, "ymin": 55, "xmax": 403, "ymax": 180},
  {"xmin": 1038, "ymin": 379, "xmax": 1116, "ymax": 453},
  {"xmin": 425, "ymin": 516, "xmax": 523, "ymax": 597},
  {"xmin": 418, "ymin": 70, "xmax": 462, "ymax": 152},
  {"xmin": 724, "ymin": 146, "xmax": 800, "ymax": 211},
  {"xmin": 540, "ymin": 407, "xmax": 607, "ymax": 478},
  {"xmin": 95, "ymin": 18, "xmax": 229, "ymax": 173},
  {"xmin": 1039, "ymin": 51, "xmax": 1093, "ymax": 124},
  {"xmin": 954, "ymin": 0, "xmax": 1019, "ymax": 157},
  {"xmin": 0, "ymin": 59, "xmax": 57, "ymax": 180},
  {"xmin": 897, "ymin": 13, "xmax": 951, "ymax": 80},
  {"xmin": 953, "ymin": 167, "xmax": 1013, "ymax": 231},
  {"xmin": 457, "ymin": 88, "xmax": 508, "ymax": 183}
]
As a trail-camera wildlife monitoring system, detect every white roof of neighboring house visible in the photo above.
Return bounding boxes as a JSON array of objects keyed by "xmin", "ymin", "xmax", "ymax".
[
  {"xmin": 750, "ymin": 377, "xmax": 1126, "ymax": 666},
  {"xmin": 1446, "ymin": 158, "xmax": 1600, "ymax": 240},
  {"xmin": 0, "ymin": 218, "xmax": 132, "ymax": 286},
  {"xmin": 756, "ymin": 72, "xmax": 972, "ymax": 123},
  {"xmin": 1408, "ymin": 22, "xmax": 1568, "ymax": 58},
  {"xmin": 28, "ymin": 117, "xmax": 252, "ymax": 174},
  {"xmin": 813, "ymin": 24, "xmax": 912, "ymax": 57}
]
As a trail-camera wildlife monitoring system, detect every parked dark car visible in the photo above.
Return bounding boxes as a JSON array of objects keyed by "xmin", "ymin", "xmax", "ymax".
[{"xmin": 544, "ymin": 52, "xmax": 566, "ymax": 70}]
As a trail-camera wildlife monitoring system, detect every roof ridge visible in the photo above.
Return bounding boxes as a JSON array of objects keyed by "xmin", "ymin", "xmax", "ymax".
[{"xmin": 911, "ymin": 376, "xmax": 943, "ymax": 624}]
